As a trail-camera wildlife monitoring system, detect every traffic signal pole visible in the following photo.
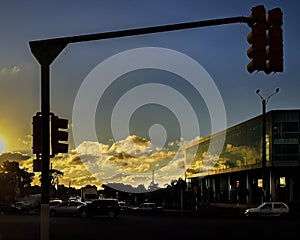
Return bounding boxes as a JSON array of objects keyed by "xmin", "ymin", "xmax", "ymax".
[
  {"xmin": 29, "ymin": 8, "xmax": 280, "ymax": 240},
  {"xmin": 40, "ymin": 63, "xmax": 50, "ymax": 240},
  {"xmin": 30, "ymin": 44, "xmax": 66, "ymax": 240}
]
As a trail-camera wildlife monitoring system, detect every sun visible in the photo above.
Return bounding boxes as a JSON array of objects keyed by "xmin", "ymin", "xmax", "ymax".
[{"xmin": 0, "ymin": 138, "xmax": 6, "ymax": 154}]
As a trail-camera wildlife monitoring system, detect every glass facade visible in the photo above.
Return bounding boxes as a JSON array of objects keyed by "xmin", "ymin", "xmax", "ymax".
[
  {"xmin": 185, "ymin": 110, "xmax": 300, "ymax": 178},
  {"xmin": 185, "ymin": 115, "xmax": 265, "ymax": 178}
]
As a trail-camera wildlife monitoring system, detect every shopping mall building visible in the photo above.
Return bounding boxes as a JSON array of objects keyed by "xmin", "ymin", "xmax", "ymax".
[{"xmin": 184, "ymin": 109, "xmax": 300, "ymax": 205}]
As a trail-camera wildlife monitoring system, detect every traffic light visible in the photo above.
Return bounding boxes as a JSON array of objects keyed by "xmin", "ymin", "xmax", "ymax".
[
  {"xmin": 32, "ymin": 114, "xmax": 42, "ymax": 154},
  {"xmin": 51, "ymin": 115, "xmax": 68, "ymax": 155},
  {"xmin": 265, "ymin": 8, "xmax": 283, "ymax": 74},
  {"xmin": 246, "ymin": 5, "xmax": 267, "ymax": 73},
  {"xmin": 33, "ymin": 159, "xmax": 42, "ymax": 172}
]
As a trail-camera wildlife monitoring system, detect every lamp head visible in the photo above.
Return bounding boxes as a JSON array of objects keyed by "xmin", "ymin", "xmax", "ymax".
[
  {"xmin": 275, "ymin": 88, "xmax": 280, "ymax": 93},
  {"xmin": 256, "ymin": 89, "xmax": 260, "ymax": 94}
]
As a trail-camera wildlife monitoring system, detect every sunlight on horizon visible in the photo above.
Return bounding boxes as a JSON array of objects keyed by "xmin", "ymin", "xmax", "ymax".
[{"xmin": 0, "ymin": 137, "xmax": 5, "ymax": 154}]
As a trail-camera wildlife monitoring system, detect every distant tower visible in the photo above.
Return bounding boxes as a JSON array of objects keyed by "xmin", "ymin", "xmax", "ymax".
[
  {"xmin": 148, "ymin": 170, "xmax": 159, "ymax": 191},
  {"xmin": 152, "ymin": 170, "xmax": 154, "ymax": 184}
]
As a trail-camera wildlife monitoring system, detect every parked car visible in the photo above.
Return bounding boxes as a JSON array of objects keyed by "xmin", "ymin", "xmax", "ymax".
[
  {"xmin": 49, "ymin": 199, "xmax": 63, "ymax": 207},
  {"xmin": 118, "ymin": 201, "xmax": 130, "ymax": 214},
  {"xmin": 244, "ymin": 201, "xmax": 289, "ymax": 218},
  {"xmin": 0, "ymin": 203, "xmax": 29, "ymax": 215},
  {"xmin": 78, "ymin": 198, "xmax": 121, "ymax": 218},
  {"xmin": 132, "ymin": 202, "xmax": 163, "ymax": 215},
  {"xmin": 49, "ymin": 200, "xmax": 86, "ymax": 217},
  {"xmin": 14, "ymin": 201, "xmax": 31, "ymax": 214}
]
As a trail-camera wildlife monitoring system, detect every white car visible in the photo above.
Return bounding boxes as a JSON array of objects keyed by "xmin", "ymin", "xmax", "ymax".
[
  {"xmin": 50, "ymin": 200, "xmax": 86, "ymax": 217},
  {"xmin": 244, "ymin": 201, "xmax": 289, "ymax": 218},
  {"xmin": 132, "ymin": 202, "xmax": 163, "ymax": 215}
]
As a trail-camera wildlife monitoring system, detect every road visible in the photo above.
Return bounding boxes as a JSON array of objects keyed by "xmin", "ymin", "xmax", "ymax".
[{"xmin": 0, "ymin": 212, "xmax": 299, "ymax": 240}]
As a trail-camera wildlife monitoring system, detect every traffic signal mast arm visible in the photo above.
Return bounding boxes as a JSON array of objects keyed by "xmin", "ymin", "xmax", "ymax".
[{"xmin": 30, "ymin": 16, "xmax": 252, "ymax": 65}]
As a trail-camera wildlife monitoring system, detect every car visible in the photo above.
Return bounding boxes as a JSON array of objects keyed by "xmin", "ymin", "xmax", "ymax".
[
  {"xmin": 118, "ymin": 201, "xmax": 130, "ymax": 214},
  {"xmin": 132, "ymin": 202, "xmax": 163, "ymax": 215},
  {"xmin": 77, "ymin": 198, "xmax": 121, "ymax": 218},
  {"xmin": 0, "ymin": 203, "xmax": 29, "ymax": 215},
  {"xmin": 14, "ymin": 201, "xmax": 32, "ymax": 214},
  {"xmin": 244, "ymin": 201, "xmax": 289, "ymax": 218},
  {"xmin": 49, "ymin": 199, "xmax": 63, "ymax": 207},
  {"xmin": 49, "ymin": 200, "xmax": 86, "ymax": 217}
]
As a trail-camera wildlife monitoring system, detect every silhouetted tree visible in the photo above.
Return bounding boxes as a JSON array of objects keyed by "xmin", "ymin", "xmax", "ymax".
[
  {"xmin": 0, "ymin": 161, "xmax": 34, "ymax": 202},
  {"xmin": 38, "ymin": 168, "xmax": 64, "ymax": 198},
  {"xmin": 163, "ymin": 177, "xmax": 187, "ymax": 209}
]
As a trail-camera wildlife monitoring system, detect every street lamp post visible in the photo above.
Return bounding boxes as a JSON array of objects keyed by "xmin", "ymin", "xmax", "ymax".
[{"xmin": 256, "ymin": 88, "xmax": 279, "ymax": 203}]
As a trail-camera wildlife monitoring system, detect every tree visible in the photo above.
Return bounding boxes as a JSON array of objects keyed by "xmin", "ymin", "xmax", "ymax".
[
  {"xmin": 37, "ymin": 167, "xmax": 64, "ymax": 198},
  {"xmin": 49, "ymin": 169, "xmax": 63, "ymax": 198},
  {"xmin": 49, "ymin": 169, "xmax": 63, "ymax": 187},
  {"xmin": 0, "ymin": 161, "xmax": 34, "ymax": 202},
  {"xmin": 163, "ymin": 177, "xmax": 187, "ymax": 210}
]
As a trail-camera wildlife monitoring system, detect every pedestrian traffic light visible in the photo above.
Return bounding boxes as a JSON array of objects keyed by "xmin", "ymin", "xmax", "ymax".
[
  {"xmin": 265, "ymin": 7, "xmax": 283, "ymax": 74},
  {"xmin": 246, "ymin": 5, "xmax": 267, "ymax": 73},
  {"xmin": 32, "ymin": 114, "xmax": 42, "ymax": 154},
  {"xmin": 51, "ymin": 115, "xmax": 68, "ymax": 155}
]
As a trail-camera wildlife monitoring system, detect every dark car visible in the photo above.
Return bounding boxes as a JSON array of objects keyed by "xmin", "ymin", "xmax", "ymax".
[
  {"xmin": 118, "ymin": 201, "xmax": 130, "ymax": 214},
  {"xmin": 0, "ymin": 203, "xmax": 29, "ymax": 215},
  {"xmin": 78, "ymin": 198, "xmax": 121, "ymax": 218}
]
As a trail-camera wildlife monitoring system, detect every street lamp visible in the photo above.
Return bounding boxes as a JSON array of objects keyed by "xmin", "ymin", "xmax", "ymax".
[{"xmin": 256, "ymin": 88, "xmax": 279, "ymax": 202}]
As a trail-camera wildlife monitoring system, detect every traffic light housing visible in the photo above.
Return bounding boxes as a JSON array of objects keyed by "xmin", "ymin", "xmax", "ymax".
[
  {"xmin": 33, "ymin": 159, "xmax": 42, "ymax": 172},
  {"xmin": 246, "ymin": 5, "xmax": 267, "ymax": 73},
  {"xmin": 265, "ymin": 8, "xmax": 283, "ymax": 74},
  {"xmin": 51, "ymin": 115, "xmax": 68, "ymax": 155},
  {"xmin": 32, "ymin": 114, "xmax": 42, "ymax": 154}
]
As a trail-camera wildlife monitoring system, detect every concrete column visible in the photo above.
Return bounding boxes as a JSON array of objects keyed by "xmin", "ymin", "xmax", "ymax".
[
  {"xmin": 228, "ymin": 175, "xmax": 231, "ymax": 202},
  {"xmin": 246, "ymin": 173, "xmax": 250, "ymax": 204},
  {"xmin": 269, "ymin": 170, "xmax": 276, "ymax": 201}
]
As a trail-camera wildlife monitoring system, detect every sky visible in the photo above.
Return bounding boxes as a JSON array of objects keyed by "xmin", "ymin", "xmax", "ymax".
[{"xmin": 0, "ymin": 0, "xmax": 299, "ymax": 192}]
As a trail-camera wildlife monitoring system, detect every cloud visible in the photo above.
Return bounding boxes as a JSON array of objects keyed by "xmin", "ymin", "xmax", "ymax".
[
  {"xmin": 0, "ymin": 66, "xmax": 20, "ymax": 77},
  {"xmin": 52, "ymin": 135, "xmax": 189, "ymax": 191},
  {"xmin": 0, "ymin": 152, "xmax": 31, "ymax": 164},
  {"xmin": 13, "ymin": 135, "xmax": 201, "ymax": 192}
]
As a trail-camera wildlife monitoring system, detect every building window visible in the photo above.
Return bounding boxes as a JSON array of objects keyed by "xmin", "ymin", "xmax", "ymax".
[
  {"xmin": 274, "ymin": 144, "xmax": 299, "ymax": 154},
  {"xmin": 279, "ymin": 177, "xmax": 286, "ymax": 187}
]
